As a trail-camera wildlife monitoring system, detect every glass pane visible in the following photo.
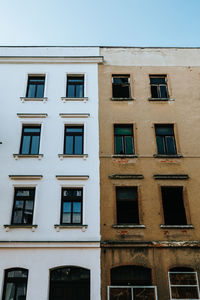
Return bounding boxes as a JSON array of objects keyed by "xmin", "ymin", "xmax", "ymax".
[
  {"xmin": 21, "ymin": 136, "xmax": 31, "ymax": 154},
  {"xmin": 4, "ymin": 282, "xmax": 15, "ymax": 300},
  {"xmin": 65, "ymin": 136, "xmax": 73, "ymax": 154},
  {"xmin": 36, "ymin": 84, "xmax": 44, "ymax": 98},
  {"xmin": 62, "ymin": 212, "xmax": 71, "ymax": 223},
  {"xmin": 63, "ymin": 190, "xmax": 82, "ymax": 197},
  {"xmin": 74, "ymin": 136, "xmax": 83, "ymax": 154},
  {"xmin": 133, "ymin": 288, "xmax": 156, "ymax": 300},
  {"xmin": 24, "ymin": 201, "xmax": 33, "ymax": 224},
  {"xmin": 150, "ymin": 77, "xmax": 166, "ymax": 84},
  {"xmin": 73, "ymin": 202, "xmax": 81, "ymax": 213},
  {"xmin": 156, "ymin": 136, "xmax": 165, "ymax": 154},
  {"xmin": 117, "ymin": 200, "xmax": 139, "ymax": 224},
  {"xmin": 115, "ymin": 126, "xmax": 132, "ymax": 135},
  {"xmin": 63, "ymin": 202, "xmax": 71, "ymax": 213},
  {"xmin": 68, "ymin": 77, "xmax": 84, "ymax": 83},
  {"xmin": 155, "ymin": 126, "xmax": 173, "ymax": 135},
  {"xmin": 27, "ymin": 84, "xmax": 35, "ymax": 98},
  {"xmin": 113, "ymin": 77, "xmax": 129, "ymax": 84},
  {"xmin": 166, "ymin": 136, "xmax": 176, "ymax": 154},
  {"xmin": 15, "ymin": 200, "xmax": 24, "ymax": 209},
  {"xmin": 16, "ymin": 282, "xmax": 27, "ymax": 300},
  {"xmin": 7, "ymin": 270, "xmax": 28, "ymax": 278},
  {"xmin": 170, "ymin": 273, "xmax": 197, "ymax": 285},
  {"xmin": 76, "ymin": 84, "xmax": 84, "ymax": 97},
  {"xmin": 125, "ymin": 136, "xmax": 134, "ymax": 154},
  {"xmin": 72, "ymin": 213, "xmax": 81, "ymax": 223},
  {"xmin": 160, "ymin": 85, "xmax": 168, "ymax": 98},
  {"xmin": 171, "ymin": 286, "xmax": 199, "ymax": 299},
  {"xmin": 115, "ymin": 136, "xmax": 123, "ymax": 154},
  {"xmin": 30, "ymin": 136, "xmax": 39, "ymax": 154},
  {"xmin": 117, "ymin": 188, "xmax": 137, "ymax": 200},
  {"xmin": 67, "ymin": 85, "xmax": 75, "ymax": 97},
  {"xmin": 66, "ymin": 127, "xmax": 83, "ymax": 133},
  {"xmin": 29, "ymin": 77, "xmax": 44, "ymax": 83},
  {"xmin": 16, "ymin": 190, "xmax": 29, "ymax": 197},
  {"xmin": 110, "ymin": 288, "xmax": 131, "ymax": 300},
  {"xmin": 24, "ymin": 128, "xmax": 40, "ymax": 133},
  {"xmin": 151, "ymin": 85, "xmax": 159, "ymax": 98}
]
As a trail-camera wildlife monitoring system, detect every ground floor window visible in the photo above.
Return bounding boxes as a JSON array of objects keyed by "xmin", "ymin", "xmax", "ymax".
[
  {"xmin": 108, "ymin": 265, "xmax": 157, "ymax": 300},
  {"xmin": 49, "ymin": 266, "xmax": 90, "ymax": 300}
]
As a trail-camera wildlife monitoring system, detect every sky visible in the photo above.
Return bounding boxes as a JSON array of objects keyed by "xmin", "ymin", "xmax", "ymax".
[{"xmin": 0, "ymin": 0, "xmax": 199, "ymax": 47}]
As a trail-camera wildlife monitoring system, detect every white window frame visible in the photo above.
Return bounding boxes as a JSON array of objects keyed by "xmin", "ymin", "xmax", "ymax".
[{"xmin": 107, "ymin": 285, "xmax": 158, "ymax": 300}]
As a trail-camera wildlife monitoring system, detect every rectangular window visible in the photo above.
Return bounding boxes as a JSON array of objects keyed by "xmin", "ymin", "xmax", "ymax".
[
  {"xmin": 114, "ymin": 124, "xmax": 134, "ymax": 155},
  {"xmin": 161, "ymin": 187, "xmax": 187, "ymax": 225},
  {"xmin": 26, "ymin": 76, "xmax": 45, "ymax": 98},
  {"xmin": 112, "ymin": 75, "xmax": 130, "ymax": 98},
  {"xmin": 61, "ymin": 188, "xmax": 83, "ymax": 224},
  {"xmin": 12, "ymin": 188, "xmax": 35, "ymax": 225},
  {"xmin": 20, "ymin": 125, "xmax": 41, "ymax": 155},
  {"xmin": 169, "ymin": 272, "xmax": 200, "ymax": 299},
  {"xmin": 67, "ymin": 75, "xmax": 84, "ymax": 98},
  {"xmin": 64, "ymin": 126, "xmax": 83, "ymax": 155},
  {"xmin": 116, "ymin": 187, "xmax": 139, "ymax": 224},
  {"xmin": 155, "ymin": 124, "xmax": 177, "ymax": 155},
  {"xmin": 150, "ymin": 75, "xmax": 169, "ymax": 98}
]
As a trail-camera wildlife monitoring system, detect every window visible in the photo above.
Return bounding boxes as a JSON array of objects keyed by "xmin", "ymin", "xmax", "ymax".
[
  {"xmin": 161, "ymin": 187, "xmax": 187, "ymax": 225},
  {"xmin": 112, "ymin": 75, "xmax": 130, "ymax": 98},
  {"xmin": 61, "ymin": 188, "xmax": 83, "ymax": 225},
  {"xmin": 114, "ymin": 125, "xmax": 134, "ymax": 155},
  {"xmin": 26, "ymin": 76, "xmax": 45, "ymax": 98},
  {"xmin": 2, "ymin": 268, "xmax": 28, "ymax": 300},
  {"xmin": 169, "ymin": 267, "xmax": 200, "ymax": 300},
  {"xmin": 67, "ymin": 75, "xmax": 84, "ymax": 98},
  {"xmin": 155, "ymin": 124, "xmax": 177, "ymax": 155},
  {"xmin": 108, "ymin": 266, "xmax": 157, "ymax": 300},
  {"xmin": 49, "ymin": 267, "xmax": 90, "ymax": 300},
  {"xmin": 150, "ymin": 75, "xmax": 169, "ymax": 98},
  {"xmin": 116, "ymin": 187, "xmax": 139, "ymax": 224},
  {"xmin": 11, "ymin": 188, "xmax": 35, "ymax": 225},
  {"xmin": 64, "ymin": 126, "xmax": 83, "ymax": 155},
  {"xmin": 20, "ymin": 125, "xmax": 41, "ymax": 155}
]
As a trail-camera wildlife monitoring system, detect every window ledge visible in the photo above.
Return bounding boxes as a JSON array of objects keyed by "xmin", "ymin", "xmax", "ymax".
[
  {"xmin": 58, "ymin": 154, "xmax": 88, "ymax": 160},
  {"xmin": 148, "ymin": 97, "xmax": 175, "ymax": 101},
  {"xmin": 109, "ymin": 174, "xmax": 144, "ymax": 180},
  {"xmin": 54, "ymin": 224, "xmax": 88, "ymax": 232},
  {"xmin": 20, "ymin": 97, "xmax": 48, "ymax": 102},
  {"xmin": 61, "ymin": 97, "xmax": 88, "ymax": 102},
  {"xmin": 112, "ymin": 224, "xmax": 146, "ymax": 229},
  {"xmin": 154, "ymin": 174, "xmax": 189, "ymax": 180},
  {"xmin": 153, "ymin": 154, "xmax": 183, "ymax": 158},
  {"xmin": 4, "ymin": 224, "xmax": 38, "ymax": 232},
  {"xmin": 110, "ymin": 97, "xmax": 135, "ymax": 101},
  {"xmin": 9, "ymin": 175, "xmax": 43, "ymax": 180},
  {"xmin": 13, "ymin": 154, "xmax": 44, "ymax": 160},
  {"xmin": 112, "ymin": 154, "xmax": 138, "ymax": 158},
  {"xmin": 160, "ymin": 225, "xmax": 194, "ymax": 229}
]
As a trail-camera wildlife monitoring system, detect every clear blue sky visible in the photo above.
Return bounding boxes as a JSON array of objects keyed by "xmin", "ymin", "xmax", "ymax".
[{"xmin": 0, "ymin": 0, "xmax": 200, "ymax": 47}]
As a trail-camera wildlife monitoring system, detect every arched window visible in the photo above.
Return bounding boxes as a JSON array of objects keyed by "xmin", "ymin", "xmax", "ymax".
[
  {"xmin": 49, "ymin": 266, "xmax": 90, "ymax": 300},
  {"xmin": 109, "ymin": 265, "xmax": 157, "ymax": 300},
  {"xmin": 169, "ymin": 267, "xmax": 200, "ymax": 300},
  {"xmin": 2, "ymin": 268, "xmax": 28, "ymax": 300}
]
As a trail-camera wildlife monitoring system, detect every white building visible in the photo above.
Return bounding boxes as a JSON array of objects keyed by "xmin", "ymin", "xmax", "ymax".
[{"xmin": 0, "ymin": 46, "xmax": 102, "ymax": 300}]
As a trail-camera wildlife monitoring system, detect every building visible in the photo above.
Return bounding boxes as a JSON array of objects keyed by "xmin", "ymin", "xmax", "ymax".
[
  {"xmin": 99, "ymin": 47, "xmax": 200, "ymax": 300},
  {"xmin": 0, "ymin": 46, "xmax": 102, "ymax": 300}
]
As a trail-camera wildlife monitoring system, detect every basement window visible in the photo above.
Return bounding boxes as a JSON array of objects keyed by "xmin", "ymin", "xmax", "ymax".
[
  {"xmin": 161, "ymin": 187, "xmax": 187, "ymax": 225},
  {"xmin": 112, "ymin": 75, "xmax": 130, "ymax": 98},
  {"xmin": 116, "ymin": 187, "xmax": 139, "ymax": 224},
  {"xmin": 150, "ymin": 75, "xmax": 169, "ymax": 98},
  {"xmin": 169, "ymin": 267, "xmax": 200, "ymax": 300}
]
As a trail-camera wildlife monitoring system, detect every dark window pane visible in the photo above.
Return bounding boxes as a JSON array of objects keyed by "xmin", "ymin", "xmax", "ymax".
[
  {"xmin": 21, "ymin": 136, "xmax": 31, "ymax": 154},
  {"xmin": 115, "ymin": 136, "xmax": 123, "ymax": 154},
  {"xmin": 67, "ymin": 85, "xmax": 75, "ymax": 97},
  {"xmin": 117, "ymin": 200, "xmax": 139, "ymax": 224},
  {"xmin": 171, "ymin": 286, "xmax": 199, "ymax": 299},
  {"xmin": 112, "ymin": 76, "xmax": 130, "ymax": 98},
  {"xmin": 170, "ymin": 273, "xmax": 197, "ymax": 285},
  {"xmin": 133, "ymin": 288, "xmax": 156, "ymax": 300},
  {"xmin": 16, "ymin": 282, "xmax": 27, "ymax": 300},
  {"xmin": 156, "ymin": 136, "xmax": 165, "ymax": 154},
  {"xmin": 27, "ymin": 84, "xmax": 35, "ymax": 98},
  {"xmin": 160, "ymin": 85, "xmax": 168, "ymax": 98},
  {"xmin": 13, "ymin": 210, "xmax": 23, "ymax": 224},
  {"xmin": 150, "ymin": 77, "xmax": 166, "ymax": 84},
  {"xmin": 76, "ymin": 84, "xmax": 84, "ymax": 98},
  {"xmin": 117, "ymin": 188, "xmax": 137, "ymax": 200},
  {"xmin": 12, "ymin": 189, "xmax": 35, "ymax": 225},
  {"xmin": 66, "ymin": 127, "xmax": 83, "ymax": 133},
  {"xmin": 114, "ymin": 127, "xmax": 132, "ymax": 135},
  {"xmin": 111, "ymin": 266, "xmax": 152, "ymax": 286},
  {"xmin": 166, "ymin": 136, "xmax": 177, "ymax": 154},
  {"xmin": 125, "ymin": 136, "xmax": 134, "ymax": 154},
  {"xmin": 74, "ymin": 136, "xmax": 83, "ymax": 154},
  {"xmin": 24, "ymin": 128, "xmax": 40, "ymax": 133},
  {"xmin": 67, "ymin": 76, "xmax": 84, "ymax": 98},
  {"xmin": 3, "ymin": 269, "xmax": 28, "ymax": 300},
  {"xmin": 30, "ymin": 136, "xmax": 39, "ymax": 154},
  {"xmin": 4, "ymin": 283, "xmax": 15, "ymax": 300},
  {"xmin": 65, "ymin": 136, "xmax": 73, "ymax": 154},
  {"xmin": 110, "ymin": 288, "xmax": 131, "ymax": 300},
  {"xmin": 151, "ymin": 85, "xmax": 158, "ymax": 98},
  {"xmin": 36, "ymin": 84, "xmax": 44, "ymax": 98},
  {"xmin": 27, "ymin": 76, "xmax": 45, "ymax": 98},
  {"xmin": 155, "ymin": 126, "xmax": 173, "ymax": 135}
]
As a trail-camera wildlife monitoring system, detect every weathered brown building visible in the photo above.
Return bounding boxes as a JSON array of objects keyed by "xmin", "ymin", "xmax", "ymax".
[{"xmin": 99, "ymin": 47, "xmax": 200, "ymax": 300}]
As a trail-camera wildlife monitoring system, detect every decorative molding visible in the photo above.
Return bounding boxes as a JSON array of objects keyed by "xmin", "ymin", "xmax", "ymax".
[
  {"xmin": 154, "ymin": 174, "xmax": 189, "ymax": 180},
  {"xmin": 9, "ymin": 175, "xmax": 43, "ymax": 180},
  {"xmin": 153, "ymin": 154, "xmax": 183, "ymax": 158},
  {"xmin": 56, "ymin": 175, "xmax": 89, "ymax": 180},
  {"xmin": 110, "ymin": 97, "xmax": 135, "ymax": 101},
  {"xmin": 112, "ymin": 154, "xmax": 138, "ymax": 158},
  {"xmin": 20, "ymin": 97, "xmax": 48, "ymax": 102},
  {"xmin": 13, "ymin": 154, "xmax": 43, "ymax": 160},
  {"xmin": 112, "ymin": 224, "xmax": 146, "ymax": 229},
  {"xmin": 54, "ymin": 224, "xmax": 88, "ymax": 232},
  {"xmin": 17, "ymin": 113, "xmax": 48, "ymax": 118},
  {"xmin": 4, "ymin": 225, "xmax": 38, "ymax": 232},
  {"xmin": 109, "ymin": 174, "xmax": 144, "ymax": 180},
  {"xmin": 58, "ymin": 154, "xmax": 88, "ymax": 160},
  {"xmin": 160, "ymin": 225, "xmax": 194, "ymax": 229},
  {"xmin": 148, "ymin": 97, "xmax": 175, "ymax": 102},
  {"xmin": 59, "ymin": 113, "xmax": 90, "ymax": 118},
  {"xmin": 61, "ymin": 97, "xmax": 88, "ymax": 102}
]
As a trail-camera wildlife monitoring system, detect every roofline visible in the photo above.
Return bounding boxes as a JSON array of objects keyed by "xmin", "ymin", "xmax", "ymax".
[{"xmin": 0, "ymin": 46, "xmax": 200, "ymax": 49}]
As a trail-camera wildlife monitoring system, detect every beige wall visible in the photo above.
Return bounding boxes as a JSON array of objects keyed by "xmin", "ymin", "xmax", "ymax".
[{"xmin": 99, "ymin": 48, "xmax": 200, "ymax": 300}]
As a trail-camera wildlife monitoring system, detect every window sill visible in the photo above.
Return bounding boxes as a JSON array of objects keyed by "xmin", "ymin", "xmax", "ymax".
[
  {"xmin": 153, "ymin": 154, "xmax": 183, "ymax": 158},
  {"xmin": 160, "ymin": 225, "xmax": 194, "ymax": 229},
  {"xmin": 20, "ymin": 97, "xmax": 47, "ymax": 102},
  {"xmin": 4, "ymin": 224, "xmax": 38, "ymax": 232},
  {"xmin": 112, "ymin": 224, "xmax": 146, "ymax": 228},
  {"xmin": 112, "ymin": 154, "xmax": 138, "ymax": 158},
  {"xmin": 61, "ymin": 97, "xmax": 88, "ymax": 102},
  {"xmin": 13, "ymin": 154, "xmax": 44, "ymax": 160},
  {"xmin": 110, "ymin": 97, "xmax": 135, "ymax": 101},
  {"xmin": 148, "ymin": 97, "xmax": 175, "ymax": 101},
  {"xmin": 54, "ymin": 224, "xmax": 88, "ymax": 232},
  {"xmin": 58, "ymin": 154, "xmax": 88, "ymax": 160}
]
